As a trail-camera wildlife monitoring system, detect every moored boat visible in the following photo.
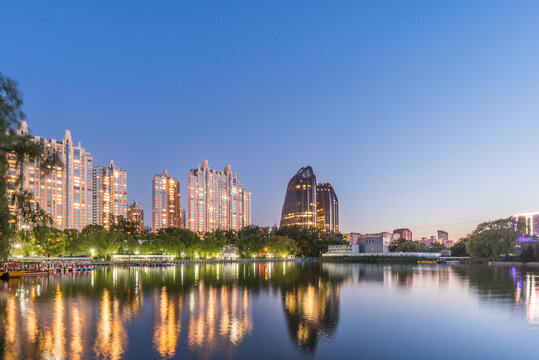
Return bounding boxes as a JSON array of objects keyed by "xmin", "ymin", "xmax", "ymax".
[{"xmin": 1, "ymin": 271, "xmax": 25, "ymax": 278}]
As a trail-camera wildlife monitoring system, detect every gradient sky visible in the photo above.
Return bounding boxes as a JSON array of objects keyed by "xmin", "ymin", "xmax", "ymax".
[{"xmin": 2, "ymin": 1, "xmax": 539, "ymax": 240}]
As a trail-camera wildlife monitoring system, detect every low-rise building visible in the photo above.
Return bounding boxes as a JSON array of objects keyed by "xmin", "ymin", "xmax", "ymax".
[
  {"xmin": 358, "ymin": 233, "xmax": 392, "ymax": 253},
  {"xmin": 344, "ymin": 232, "xmax": 392, "ymax": 253},
  {"xmin": 345, "ymin": 232, "xmax": 364, "ymax": 245},
  {"xmin": 393, "ymin": 228, "xmax": 413, "ymax": 241},
  {"xmin": 222, "ymin": 245, "xmax": 239, "ymax": 260},
  {"xmin": 327, "ymin": 244, "xmax": 360, "ymax": 255}
]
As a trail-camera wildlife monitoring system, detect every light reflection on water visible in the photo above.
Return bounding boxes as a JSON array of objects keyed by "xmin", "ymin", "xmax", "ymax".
[{"xmin": 0, "ymin": 263, "xmax": 538, "ymax": 359}]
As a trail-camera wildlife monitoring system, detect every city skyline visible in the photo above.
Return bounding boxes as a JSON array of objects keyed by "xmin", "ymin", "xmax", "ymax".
[
  {"xmin": 8, "ymin": 119, "xmax": 537, "ymax": 239},
  {"xmin": 4, "ymin": 2, "xmax": 539, "ymax": 239}
]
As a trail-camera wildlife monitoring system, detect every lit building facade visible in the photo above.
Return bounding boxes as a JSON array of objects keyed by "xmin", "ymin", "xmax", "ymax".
[
  {"xmin": 127, "ymin": 198, "xmax": 145, "ymax": 232},
  {"xmin": 188, "ymin": 160, "xmax": 251, "ymax": 232},
  {"xmin": 9, "ymin": 120, "xmax": 94, "ymax": 230},
  {"xmin": 179, "ymin": 208, "xmax": 186, "ymax": 229},
  {"xmin": 152, "ymin": 170, "xmax": 181, "ymax": 232},
  {"xmin": 93, "ymin": 160, "xmax": 127, "ymax": 229},
  {"xmin": 393, "ymin": 228, "xmax": 413, "ymax": 241},
  {"xmin": 280, "ymin": 166, "xmax": 317, "ymax": 228},
  {"xmin": 513, "ymin": 212, "xmax": 539, "ymax": 237},
  {"xmin": 316, "ymin": 183, "xmax": 339, "ymax": 233}
]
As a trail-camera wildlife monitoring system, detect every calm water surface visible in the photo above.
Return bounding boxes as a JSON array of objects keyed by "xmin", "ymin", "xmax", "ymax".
[{"xmin": 0, "ymin": 262, "xmax": 537, "ymax": 359}]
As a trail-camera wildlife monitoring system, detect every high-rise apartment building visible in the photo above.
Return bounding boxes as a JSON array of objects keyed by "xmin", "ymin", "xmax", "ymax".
[
  {"xmin": 280, "ymin": 166, "xmax": 317, "ymax": 228},
  {"xmin": 437, "ymin": 230, "xmax": 449, "ymax": 244},
  {"xmin": 188, "ymin": 160, "xmax": 251, "ymax": 232},
  {"xmin": 93, "ymin": 160, "xmax": 127, "ymax": 229},
  {"xmin": 152, "ymin": 170, "xmax": 180, "ymax": 232},
  {"xmin": 127, "ymin": 199, "xmax": 144, "ymax": 232},
  {"xmin": 316, "ymin": 183, "xmax": 339, "ymax": 233},
  {"xmin": 9, "ymin": 120, "xmax": 94, "ymax": 230}
]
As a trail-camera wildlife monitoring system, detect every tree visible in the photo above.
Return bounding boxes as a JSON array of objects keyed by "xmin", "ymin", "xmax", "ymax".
[
  {"xmin": 389, "ymin": 238, "xmax": 428, "ymax": 252},
  {"xmin": 465, "ymin": 218, "xmax": 519, "ymax": 260},
  {"xmin": 520, "ymin": 244, "xmax": 536, "ymax": 263},
  {"xmin": 273, "ymin": 225, "xmax": 345, "ymax": 256},
  {"xmin": 109, "ymin": 214, "xmax": 139, "ymax": 235},
  {"xmin": 0, "ymin": 73, "xmax": 61, "ymax": 259},
  {"xmin": 33, "ymin": 226, "xmax": 64, "ymax": 257},
  {"xmin": 62, "ymin": 229, "xmax": 83, "ymax": 256},
  {"xmin": 450, "ymin": 240, "xmax": 468, "ymax": 257}
]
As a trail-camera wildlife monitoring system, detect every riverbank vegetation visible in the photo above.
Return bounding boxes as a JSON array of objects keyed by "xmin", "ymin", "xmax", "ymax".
[
  {"xmin": 9, "ymin": 218, "xmax": 345, "ymax": 260},
  {"xmin": 389, "ymin": 237, "xmax": 468, "ymax": 257}
]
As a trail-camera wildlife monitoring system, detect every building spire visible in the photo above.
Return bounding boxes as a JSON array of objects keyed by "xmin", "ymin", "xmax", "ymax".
[
  {"xmin": 18, "ymin": 120, "xmax": 28, "ymax": 135},
  {"xmin": 64, "ymin": 129, "xmax": 72, "ymax": 142}
]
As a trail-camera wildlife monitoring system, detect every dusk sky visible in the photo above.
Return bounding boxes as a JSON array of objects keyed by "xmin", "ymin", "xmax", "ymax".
[{"xmin": 2, "ymin": 1, "xmax": 539, "ymax": 240}]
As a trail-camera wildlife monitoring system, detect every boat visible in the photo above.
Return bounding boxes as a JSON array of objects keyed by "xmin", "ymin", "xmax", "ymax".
[
  {"xmin": 22, "ymin": 270, "xmax": 49, "ymax": 276},
  {"xmin": 1, "ymin": 271, "xmax": 25, "ymax": 278},
  {"xmin": 417, "ymin": 260, "xmax": 438, "ymax": 264}
]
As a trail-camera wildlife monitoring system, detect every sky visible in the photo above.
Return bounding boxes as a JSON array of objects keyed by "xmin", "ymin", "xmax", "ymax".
[{"xmin": 2, "ymin": 1, "xmax": 539, "ymax": 240}]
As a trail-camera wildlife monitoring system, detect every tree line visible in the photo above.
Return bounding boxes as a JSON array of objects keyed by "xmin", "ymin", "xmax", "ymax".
[{"xmin": 11, "ymin": 218, "xmax": 345, "ymax": 260}]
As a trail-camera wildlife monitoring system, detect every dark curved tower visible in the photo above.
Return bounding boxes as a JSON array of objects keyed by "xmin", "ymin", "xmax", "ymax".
[
  {"xmin": 280, "ymin": 166, "xmax": 317, "ymax": 228},
  {"xmin": 316, "ymin": 183, "xmax": 339, "ymax": 233}
]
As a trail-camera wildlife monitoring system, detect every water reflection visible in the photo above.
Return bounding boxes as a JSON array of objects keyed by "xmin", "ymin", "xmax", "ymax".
[
  {"xmin": 1, "ymin": 263, "xmax": 539, "ymax": 359},
  {"xmin": 152, "ymin": 287, "xmax": 181, "ymax": 359}
]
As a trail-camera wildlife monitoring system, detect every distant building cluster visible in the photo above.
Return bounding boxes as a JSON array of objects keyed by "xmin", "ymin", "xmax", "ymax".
[
  {"xmin": 280, "ymin": 166, "xmax": 339, "ymax": 233},
  {"xmin": 340, "ymin": 227, "xmax": 452, "ymax": 254},
  {"xmin": 8, "ymin": 121, "xmax": 251, "ymax": 233}
]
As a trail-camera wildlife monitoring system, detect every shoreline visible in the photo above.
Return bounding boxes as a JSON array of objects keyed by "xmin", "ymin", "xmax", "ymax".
[
  {"xmin": 489, "ymin": 261, "xmax": 539, "ymax": 267},
  {"xmin": 93, "ymin": 258, "xmax": 314, "ymax": 266}
]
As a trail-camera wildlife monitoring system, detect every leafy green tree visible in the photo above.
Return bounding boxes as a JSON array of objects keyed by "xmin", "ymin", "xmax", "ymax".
[
  {"xmin": 155, "ymin": 227, "xmax": 200, "ymax": 257},
  {"xmin": 33, "ymin": 226, "xmax": 64, "ymax": 257},
  {"xmin": 429, "ymin": 242, "xmax": 448, "ymax": 252},
  {"xmin": 62, "ymin": 229, "xmax": 83, "ymax": 256},
  {"xmin": 520, "ymin": 244, "xmax": 536, "ymax": 263},
  {"xmin": 273, "ymin": 225, "xmax": 345, "ymax": 256},
  {"xmin": 110, "ymin": 214, "xmax": 139, "ymax": 235},
  {"xmin": 465, "ymin": 218, "xmax": 519, "ymax": 260},
  {"xmin": 265, "ymin": 235, "xmax": 298, "ymax": 257},
  {"xmin": 80, "ymin": 228, "xmax": 120, "ymax": 259},
  {"xmin": 0, "ymin": 73, "xmax": 52, "ymax": 259},
  {"xmin": 450, "ymin": 240, "xmax": 468, "ymax": 257},
  {"xmin": 237, "ymin": 233, "xmax": 264, "ymax": 257}
]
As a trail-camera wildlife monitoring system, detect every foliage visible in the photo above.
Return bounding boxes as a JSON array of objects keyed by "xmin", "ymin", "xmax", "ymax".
[
  {"xmin": 449, "ymin": 240, "xmax": 468, "ymax": 257},
  {"xmin": 520, "ymin": 244, "xmax": 536, "ymax": 263},
  {"xmin": 3, "ymin": 223, "xmax": 336, "ymax": 259},
  {"xmin": 273, "ymin": 225, "xmax": 345, "ymax": 257},
  {"xmin": 465, "ymin": 218, "xmax": 519, "ymax": 260},
  {"xmin": 33, "ymin": 226, "xmax": 64, "ymax": 257},
  {"xmin": 0, "ymin": 72, "xmax": 62, "ymax": 260},
  {"xmin": 389, "ymin": 238, "xmax": 446, "ymax": 253}
]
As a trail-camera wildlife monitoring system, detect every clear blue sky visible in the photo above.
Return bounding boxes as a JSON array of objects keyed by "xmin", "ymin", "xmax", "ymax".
[{"xmin": 2, "ymin": 1, "xmax": 539, "ymax": 240}]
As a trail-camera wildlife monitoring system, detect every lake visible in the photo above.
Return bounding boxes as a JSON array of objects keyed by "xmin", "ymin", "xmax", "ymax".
[{"xmin": 0, "ymin": 262, "xmax": 537, "ymax": 359}]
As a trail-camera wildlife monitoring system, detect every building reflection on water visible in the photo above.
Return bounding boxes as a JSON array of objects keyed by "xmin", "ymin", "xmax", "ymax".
[
  {"xmin": 282, "ymin": 281, "xmax": 340, "ymax": 352},
  {"xmin": 2, "ymin": 263, "xmax": 539, "ymax": 359}
]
